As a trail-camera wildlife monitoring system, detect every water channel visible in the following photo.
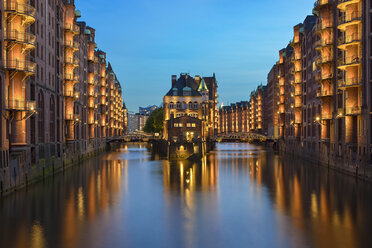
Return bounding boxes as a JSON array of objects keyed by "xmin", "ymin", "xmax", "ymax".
[{"xmin": 1, "ymin": 143, "xmax": 372, "ymax": 248}]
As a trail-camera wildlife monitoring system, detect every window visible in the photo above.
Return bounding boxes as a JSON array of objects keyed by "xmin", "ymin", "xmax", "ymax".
[
  {"xmin": 38, "ymin": 91, "xmax": 44, "ymax": 143},
  {"xmin": 176, "ymin": 102, "xmax": 181, "ymax": 109},
  {"xmin": 192, "ymin": 123, "xmax": 196, "ymax": 127},
  {"xmin": 186, "ymin": 123, "xmax": 191, "ymax": 127},
  {"xmin": 193, "ymin": 102, "xmax": 198, "ymax": 109},
  {"xmin": 179, "ymin": 123, "xmax": 183, "ymax": 127},
  {"xmin": 188, "ymin": 102, "xmax": 192, "ymax": 109},
  {"xmin": 50, "ymin": 96, "xmax": 55, "ymax": 142}
]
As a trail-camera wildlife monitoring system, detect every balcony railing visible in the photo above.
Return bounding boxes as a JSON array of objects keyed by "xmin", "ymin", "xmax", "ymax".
[
  {"xmin": 314, "ymin": 0, "xmax": 329, "ymax": 9},
  {"xmin": 338, "ymin": 77, "xmax": 362, "ymax": 88},
  {"xmin": 4, "ymin": 59, "xmax": 36, "ymax": 73},
  {"xmin": 345, "ymin": 106, "xmax": 361, "ymax": 115},
  {"xmin": 315, "ymin": 38, "xmax": 332, "ymax": 48},
  {"xmin": 64, "ymin": 57, "xmax": 80, "ymax": 66},
  {"xmin": 65, "ymin": 24, "xmax": 80, "ymax": 34},
  {"xmin": 317, "ymin": 90, "xmax": 333, "ymax": 97},
  {"xmin": 316, "ymin": 21, "xmax": 332, "ymax": 31},
  {"xmin": 338, "ymin": 55, "xmax": 361, "ymax": 67},
  {"xmin": 4, "ymin": 31, "xmax": 36, "ymax": 46},
  {"xmin": 64, "ymin": 74, "xmax": 79, "ymax": 82},
  {"xmin": 64, "ymin": 40, "xmax": 79, "ymax": 50},
  {"xmin": 5, "ymin": 100, "xmax": 36, "ymax": 111},
  {"xmin": 65, "ymin": 114, "xmax": 80, "ymax": 121},
  {"xmin": 4, "ymin": 1, "xmax": 36, "ymax": 19},
  {"xmin": 338, "ymin": 33, "xmax": 361, "ymax": 47},
  {"xmin": 338, "ymin": 11, "xmax": 361, "ymax": 26},
  {"xmin": 321, "ymin": 113, "xmax": 333, "ymax": 120},
  {"xmin": 316, "ymin": 55, "xmax": 333, "ymax": 65},
  {"xmin": 64, "ymin": 90, "xmax": 80, "ymax": 99}
]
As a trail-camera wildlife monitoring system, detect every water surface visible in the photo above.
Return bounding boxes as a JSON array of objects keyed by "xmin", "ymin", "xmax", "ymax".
[{"xmin": 1, "ymin": 143, "xmax": 372, "ymax": 248}]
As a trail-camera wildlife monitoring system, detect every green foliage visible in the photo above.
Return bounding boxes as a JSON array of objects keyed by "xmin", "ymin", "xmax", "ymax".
[{"xmin": 144, "ymin": 107, "xmax": 163, "ymax": 133}]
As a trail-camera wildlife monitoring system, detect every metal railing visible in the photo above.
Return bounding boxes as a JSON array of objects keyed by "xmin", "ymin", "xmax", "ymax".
[
  {"xmin": 4, "ymin": 1, "xmax": 36, "ymax": 18},
  {"xmin": 338, "ymin": 77, "xmax": 362, "ymax": 88},
  {"xmin": 338, "ymin": 33, "xmax": 361, "ymax": 46},
  {"xmin": 65, "ymin": 24, "xmax": 80, "ymax": 34},
  {"xmin": 4, "ymin": 30, "xmax": 36, "ymax": 46},
  {"xmin": 4, "ymin": 59, "xmax": 36, "ymax": 73},
  {"xmin": 64, "ymin": 40, "xmax": 79, "ymax": 50},
  {"xmin": 338, "ymin": 11, "xmax": 361, "ymax": 25},
  {"xmin": 338, "ymin": 55, "xmax": 361, "ymax": 66},
  {"xmin": 345, "ymin": 106, "xmax": 361, "ymax": 115},
  {"xmin": 5, "ymin": 100, "xmax": 36, "ymax": 111}
]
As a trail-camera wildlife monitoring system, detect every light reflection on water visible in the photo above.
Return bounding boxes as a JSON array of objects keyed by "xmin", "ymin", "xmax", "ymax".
[{"xmin": 0, "ymin": 143, "xmax": 371, "ymax": 248}]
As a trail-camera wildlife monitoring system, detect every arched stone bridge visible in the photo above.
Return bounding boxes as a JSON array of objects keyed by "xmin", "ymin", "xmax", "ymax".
[
  {"xmin": 106, "ymin": 132, "xmax": 156, "ymax": 143},
  {"xmin": 215, "ymin": 132, "xmax": 269, "ymax": 143}
]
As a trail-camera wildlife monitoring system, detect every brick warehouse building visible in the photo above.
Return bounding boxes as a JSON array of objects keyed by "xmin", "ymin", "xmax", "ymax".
[
  {"xmin": 163, "ymin": 73, "xmax": 218, "ymax": 142},
  {"xmin": 225, "ymin": 0, "xmax": 372, "ymax": 176},
  {"xmin": 0, "ymin": 0, "xmax": 127, "ymax": 193}
]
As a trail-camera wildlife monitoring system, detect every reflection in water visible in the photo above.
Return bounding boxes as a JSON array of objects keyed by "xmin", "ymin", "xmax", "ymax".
[{"xmin": 0, "ymin": 143, "xmax": 372, "ymax": 248}]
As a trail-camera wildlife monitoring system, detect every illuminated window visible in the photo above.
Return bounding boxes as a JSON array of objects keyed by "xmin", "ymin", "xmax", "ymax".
[
  {"xmin": 174, "ymin": 123, "xmax": 179, "ymax": 127},
  {"xmin": 192, "ymin": 123, "xmax": 196, "ymax": 127},
  {"xmin": 179, "ymin": 123, "xmax": 183, "ymax": 127},
  {"xmin": 186, "ymin": 123, "xmax": 191, "ymax": 127}
]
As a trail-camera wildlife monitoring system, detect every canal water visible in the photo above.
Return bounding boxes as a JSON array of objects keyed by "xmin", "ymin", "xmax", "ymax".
[{"xmin": 1, "ymin": 143, "xmax": 372, "ymax": 248}]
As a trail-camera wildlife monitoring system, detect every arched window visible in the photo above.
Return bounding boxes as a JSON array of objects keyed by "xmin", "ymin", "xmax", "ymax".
[
  {"xmin": 182, "ymin": 102, "xmax": 187, "ymax": 109},
  {"xmin": 193, "ymin": 102, "xmax": 198, "ymax": 109},
  {"xmin": 188, "ymin": 102, "xmax": 192, "ymax": 109},
  {"xmin": 38, "ymin": 91, "xmax": 44, "ymax": 143},
  {"xmin": 176, "ymin": 102, "xmax": 181, "ymax": 109},
  {"xmin": 169, "ymin": 102, "xmax": 174, "ymax": 109},
  {"xmin": 50, "ymin": 96, "xmax": 55, "ymax": 142}
]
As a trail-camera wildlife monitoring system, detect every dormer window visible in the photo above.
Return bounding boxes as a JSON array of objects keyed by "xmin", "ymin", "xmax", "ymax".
[
  {"xmin": 172, "ymin": 88, "xmax": 178, "ymax": 96},
  {"xmin": 183, "ymin": 86, "xmax": 191, "ymax": 96}
]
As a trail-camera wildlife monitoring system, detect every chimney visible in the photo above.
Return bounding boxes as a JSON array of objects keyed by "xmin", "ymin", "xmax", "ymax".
[{"xmin": 172, "ymin": 75, "xmax": 177, "ymax": 87}]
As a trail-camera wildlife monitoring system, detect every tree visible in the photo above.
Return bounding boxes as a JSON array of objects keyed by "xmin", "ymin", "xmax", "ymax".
[{"xmin": 144, "ymin": 107, "xmax": 163, "ymax": 133}]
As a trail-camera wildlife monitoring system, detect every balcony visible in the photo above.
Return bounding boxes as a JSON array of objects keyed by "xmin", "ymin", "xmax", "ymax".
[
  {"xmin": 64, "ymin": 40, "xmax": 79, "ymax": 50},
  {"xmin": 4, "ymin": 1, "xmax": 36, "ymax": 23},
  {"xmin": 317, "ymin": 90, "xmax": 333, "ymax": 98},
  {"xmin": 5, "ymin": 100, "xmax": 36, "ymax": 112},
  {"xmin": 338, "ymin": 77, "xmax": 362, "ymax": 89},
  {"xmin": 4, "ymin": 59, "xmax": 36, "ymax": 74},
  {"xmin": 65, "ymin": 24, "xmax": 80, "ymax": 35},
  {"xmin": 315, "ymin": 38, "xmax": 333, "ymax": 50},
  {"xmin": 64, "ymin": 90, "xmax": 80, "ymax": 99},
  {"xmin": 321, "ymin": 113, "xmax": 333, "ymax": 120},
  {"xmin": 338, "ymin": 55, "xmax": 361, "ymax": 69},
  {"xmin": 345, "ymin": 106, "xmax": 361, "ymax": 115},
  {"xmin": 4, "ymin": 31, "xmax": 36, "ymax": 48},
  {"xmin": 316, "ymin": 55, "xmax": 333, "ymax": 66},
  {"xmin": 64, "ymin": 57, "xmax": 80, "ymax": 67},
  {"xmin": 338, "ymin": 11, "xmax": 362, "ymax": 30},
  {"xmin": 338, "ymin": 33, "xmax": 361, "ymax": 50},
  {"xmin": 64, "ymin": 74, "xmax": 79, "ymax": 83},
  {"xmin": 65, "ymin": 114, "xmax": 80, "ymax": 121},
  {"xmin": 314, "ymin": 0, "xmax": 330, "ymax": 10},
  {"xmin": 316, "ymin": 20, "xmax": 333, "ymax": 33},
  {"xmin": 337, "ymin": 0, "xmax": 361, "ymax": 11}
]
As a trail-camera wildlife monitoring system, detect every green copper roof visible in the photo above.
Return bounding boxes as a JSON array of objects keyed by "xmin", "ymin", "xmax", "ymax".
[
  {"xmin": 197, "ymin": 79, "xmax": 209, "ymax": 91},
  {"xmin": 84, "ymin": 29, "xmax": 91, "ymax": 35},
  {"xmin": 75, "ymin": 10, "xmax": 82, "ymax": 18}
]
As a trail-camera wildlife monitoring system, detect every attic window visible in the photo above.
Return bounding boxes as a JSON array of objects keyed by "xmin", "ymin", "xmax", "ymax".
[{"xmin": 172, "ymin": 88, "xmax": 178, "ymax": 96}]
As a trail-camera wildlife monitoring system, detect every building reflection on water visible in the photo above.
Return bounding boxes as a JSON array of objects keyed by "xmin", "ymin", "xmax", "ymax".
[
  {"xmin": 0, "ymin": 152, "xmax": 127, "ymax": 248},
  {"xmin": 215, "ymin": 143, "xmax": 372, "ymax": 248},
  {"xmin": 0, "ymin": 143, "xmax": 372, "ymax": 248}
]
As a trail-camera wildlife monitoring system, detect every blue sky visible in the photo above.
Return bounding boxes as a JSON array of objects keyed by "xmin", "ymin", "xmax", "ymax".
[{"xmin": 75, "ymin": 0, "xmax": 315, "ymax": 112}]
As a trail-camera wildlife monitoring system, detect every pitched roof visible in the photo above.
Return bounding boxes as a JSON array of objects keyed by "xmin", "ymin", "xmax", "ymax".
[
  {"xmin": 197, "ymin": 78, "xmax": 209, "ymax": 91},
  {"xmin": 165, "ymin": 74, "xmax": 202, "ymax": 97}
]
